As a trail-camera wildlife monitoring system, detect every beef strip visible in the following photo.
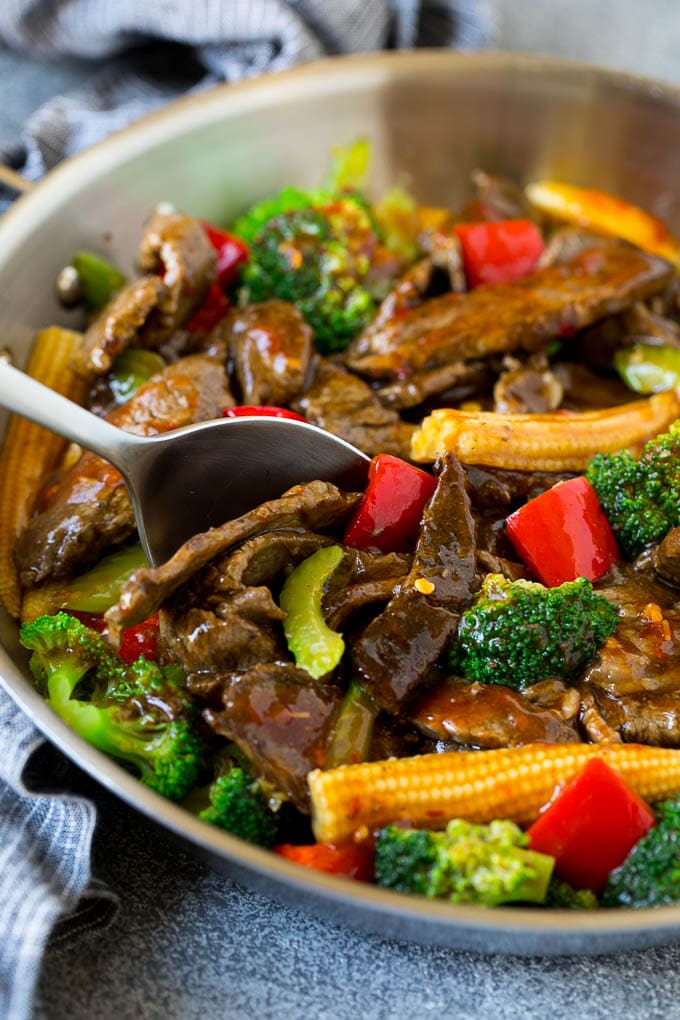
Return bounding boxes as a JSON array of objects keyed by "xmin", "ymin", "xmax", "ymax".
[
  {"xmin": 212, "ymin": 530, "xmax": 335, "ymax": 593},
  {"xmin": 345, "ymin": 242, "xmax": 672, "ymax": 381},
  {"xmin": 464, "ymin": 464, "xmax": 573, "ymax": 511},
  {"xmin": 159, "ymin": 587, "xmax": 287, "ymax": 673},
  {"xmin": 351, "ymin": 454, "xmax": 476, "ymax": 712},
  {"xmin": 493, "ymin": 354, "xmax": 563, "ymax": 414},
  {"xmin": 291, "ymin": 360, "xmax": 415, "ymax": 458},
  {"xmin": 409, "ymin": 678, "xmax": 580, "ymax": 749},
  {"xmin": 579, "ymin": 571, "xmax": 680, "ymax": 745},
  {"xmin": 375, "ymin": 360, "xmax": 489, "ymax": 411},
  {"xmin": 137, "ymin": 210, "xmax": 216, "ymax": 343},
  {"xmin": 203, "ymin": 663, "xmax": 342, "ymax": 809},
  {"xmin": 75, "ymin": 275, "xmax": 167, "ymax": 376},
  {"xmin": 213, "ymin": 300, "xmax": 313, "ymax": 405},
  {"xmin": 322, "ymin": 547, "xmax": 412, "ymax": 632},
  {"xmin": 538, "ymin": 227, "xmax": 606, "ymax": 267},
  {"xmin": 105, "ymin": 481, "xmax": 360, "ymax": 635},
  {"xmin": 15, "ymin": 355, "xmax": 231, "ymax": 586},
  {"xmin": 623, "ymin": 302, "xmax": 680, "ymax": 348},
  {"xmin": 654, "ymin": 528, "xmax": 680, "ymax": 587}
]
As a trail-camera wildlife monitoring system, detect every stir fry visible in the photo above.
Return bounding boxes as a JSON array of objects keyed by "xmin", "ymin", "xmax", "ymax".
[{"xmin": 5, "ymin": 142, "xmax": 680, "ymax": 910}]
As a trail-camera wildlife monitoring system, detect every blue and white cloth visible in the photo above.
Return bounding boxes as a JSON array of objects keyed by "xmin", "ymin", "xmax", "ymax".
[{"xmin": 0, "ymin": 3, "xmax": 493, "ymax": 1017}]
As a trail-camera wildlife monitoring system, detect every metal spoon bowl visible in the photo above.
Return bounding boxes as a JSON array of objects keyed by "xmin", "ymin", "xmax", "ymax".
[{"xmin": 0, "ymin": 357, "xmax": 370, "ymax": 565}]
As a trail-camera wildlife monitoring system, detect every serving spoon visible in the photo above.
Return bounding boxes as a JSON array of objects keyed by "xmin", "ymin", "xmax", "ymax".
[{"xmin": 0, "ymin": 357, "xmax": 370, "ymax": 565}]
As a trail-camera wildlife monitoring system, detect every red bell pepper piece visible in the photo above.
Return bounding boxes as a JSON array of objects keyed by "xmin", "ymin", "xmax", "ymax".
[
  {"xmin": 274, "ymin": 841, "xmax": 375, "ymax": 882},
  {"xmin": 222, "ymin": 405, "xmax": 308, "ymax": 422},
  {"xmin": 506, "ymin": 476, "xmax": 620, "ymax": 587},
  {"xmin": 527, "ymin": 758, "xmax": 655, "ymax": 893},
  {"xmin": 454, "ymin": 218, "xmax": 544, "ymax": 288},
  {"xmin": 343, "ymin": 453, "xmax": 437, "ymax": 554},
  {"xmin": 201, "ymin": 221, "xmax": 249, "ymax": 288},
  {"xmin": 118, "ymin": 613, "xmax": 160, "ymax": 664},
  {"xmin": 69, "ymin": 610, "xmax": 160, "ymax": 663},
  {"xmin": 185, "ymin": 281, "xmax": 231, "ymax": 334}
]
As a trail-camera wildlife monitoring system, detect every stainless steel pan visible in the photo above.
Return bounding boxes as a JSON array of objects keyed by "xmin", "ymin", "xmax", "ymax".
[{"xmin": 3, "ymin": 50, "xmax": 680, "ymax": 954}]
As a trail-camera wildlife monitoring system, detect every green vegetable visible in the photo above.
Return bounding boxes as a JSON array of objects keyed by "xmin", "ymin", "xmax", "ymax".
[
  {"xmin": 198, "ymin": 767, "xmax": 280, "ymax": 847},
  {"xmin": 71, "ymin": 250, "xmax": 126, "ymax": 309},
  {"xmin": 544, "ymin": 877, "xmax": 599, "ymax": 910},
  {"xmin": 615, "ymin": 344, "xmax": 680, "ymax": 394},
  {"xmin": 51, "ymin": 543, "xmax": 147, "ymax": 613},
  {"xmin": 231, "ymin": 186, "xmax": 328, "ymax": 246},
  {"xmin": 602, "ymin": 796, "xmax": 680, "ymax": 908},
  {"xmin": 375, "ymin": 819, "xmax": 555, "ymax": 906},
  {"xmin": 20, "ymin": 612, "xmax": 202, "ymax": 801},
  {"xmin": 326, "ymin": 679, "xmax": 377, "ymax": 768},
  {"xmin": 324, "ymin": 138, "xmax": 371, "ymax": 193},
  {"xmin": 586, "ymin": 418, "xmax": 680, "ymax": 557},
  {"xmin": 373, "ymin": 186, "xmax": 419, "ymax": 262},
  {"xmin": 449, "ymin": 574, "xmax": 619, "ymax": 689},
  {"xmin": 279, "ymin": 546, "xmax": 345, "ymax": 679},
  {"xmin": 109, "ymin": 349, "xmax": 166, "ymax": 404}
]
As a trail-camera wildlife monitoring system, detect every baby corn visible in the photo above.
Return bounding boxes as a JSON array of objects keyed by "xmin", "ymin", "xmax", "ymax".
[
  {"xmin": 410, "ymin": 391, "xmax": 680, "ymax": 470},
  {"xmin": 308, "ymin": 742, "xmax": 680, "ymax": 844},
  {"xmin": 0, "ymin": 327, "xmax": 86, "ymax": 617}
]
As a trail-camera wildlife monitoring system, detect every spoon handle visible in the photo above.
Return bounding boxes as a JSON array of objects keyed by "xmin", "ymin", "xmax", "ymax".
[{"xmin": 0, "ymin": 357, "xmax": 141, "ymax": 472}]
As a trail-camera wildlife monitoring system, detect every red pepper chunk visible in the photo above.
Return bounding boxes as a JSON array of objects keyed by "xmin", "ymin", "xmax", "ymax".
[
  {"xmin": 223, "ymin": 406, "xmax": 308, "ymax": 422},
  {"xmin": 343, "ymin": 454, "xmax": 437, "ymax": 554},
  {"xmin": 454, "ymin": 218, "xmax": 544, "ymax": 288},
  {"xmin": 201, "ymin": 221, "xmax": 249, "ymax": 287},
  {"xmin": 185, "ymin": 281, "xmax": 231, "ymax": 334},
  {"xmin": 527, "ymin": 758, "xmax": 656, "ymax": 893},
  {"xmin": 506, "ymin": 476, "xmax": 620, "ymax": 587},
  {"xmin": 274, "ymin": 842, "xmax": 375, "ymax": 882},
  {"xmin": 118, "ymin": 613, "xmax": 160, "ymax": 664}
]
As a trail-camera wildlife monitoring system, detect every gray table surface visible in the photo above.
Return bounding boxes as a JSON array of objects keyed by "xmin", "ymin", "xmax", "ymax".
[{"xmin": 4, "ymin": 7, "xmax": 680, "ymax": 1017}]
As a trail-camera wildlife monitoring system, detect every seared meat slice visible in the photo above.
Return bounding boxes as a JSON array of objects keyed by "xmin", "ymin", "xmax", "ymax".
[
  {"xmin": 624, "ymin": 301, "xmax": 680, "ymax": 348},
  {"xmin": 160, "ymin": 588, "xmax": 286, "ymax": 673},
  {"xmin": 15, "ymin": 355, "xmax": 230, "ymax": 586},
  {"xmin": 323, "ymin": 548, "xmax": 412, "ymax": 631},
  {"xmin": 351, "ymin": 454, "xmax": 476, "ymax": 712},
  {"xmin": 106, "ymin": 481, "xmax": 360, "ymax": 635},
  {"xmin": 493, "ymin": 354, "xmax": 563, "ymax": 414},
  {"xmin": 580, "ymin": 583, "xmax": 680, "ymax": 746},
  {"xmin": 410, "ymin": 679, "xmax": 580, "ymax": 749},
  {"xmin": 203, "ymin": 663, "xmax": 342, "ymax": 809},
  {"xmin": 376, "ymin": 361, "xmax": 489, "ymax": 411},
  {"xmin": 464, "ymin": 464, "xmax": 573, "ymax": 511},
  {"xmin": 654, "ymin": 527, "xmax": 680, "ymax": 587},
  {"xmin": 213, "ymin": 529, "xmax": 335, "ymax": 593},
  {"xmin": 291, "ymin": 360, "xmax": 415, "ymax": 458},
  {"xmin": 538, "ymin": 227, "xmax": 605, "ymax": 267},
  {"xmin": 345, "ymin": 243, "xmax": 672, "ymax": 381},
  {"xmin": 218, "ymin": 300, "xmax": 313, "ymax": 406},
  {"xmin": 137, "ymin": 210, "xmax": 216, "ymax": 343},
  {"xmin": 75, "ymin": 275, "xmax": 167, "ymax": 375}
]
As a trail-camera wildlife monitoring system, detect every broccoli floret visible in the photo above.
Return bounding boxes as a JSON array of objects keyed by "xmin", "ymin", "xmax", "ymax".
[
  {"xmin": 449, "ymin": 574, "xmax": 619, "ymax": 689},
  {"xmin": 544, "ymin": 877, "xmax": 599, "ymax": 910},
  {"xmin": 231, "ymin": 186, "xmax": 328, "ymax": 245},
  {"xmin": 602, "ymin": 796, "xmax": 680, "ymax": 908},
  {"xmin": 586, "ymin": 419, "xmax": 680, "ymax": 557},
  {"xmin": 198, "ymin": 767, "xmax": 280, "ymax": 847},
  {"xmin": 20, "ymin": 613, "xmax": 202, "ymax": 801},
  {"xmin": 238, "ymin": 195, "xmax": 393, "ymax": 352},
  {"xmin": 375, "ymin": 819, "xmax": 555, "ymax": 906}
]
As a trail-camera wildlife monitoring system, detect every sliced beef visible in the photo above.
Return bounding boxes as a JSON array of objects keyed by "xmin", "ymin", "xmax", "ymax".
[
  {"xmin": 464, "ymin": 464, "xmax": 572, "ymax": 512},
  {"xmin": 345, "ymin": 243, "xmax": 672, "ymax": 381},
  {"xmin": 655, "ymin": 527, "xmax": 680, "ymax": 587},
  {"xmin": 291, "ymin": 360, "xmax": 415, "ymax": 458},
  {"xmin": 376, "ymin": 360, "xmax": 489, "ymax": 411},
  {"xmin": 322, "ymin": 548, "xmax": 412, "ymax": 632},
  {"xmin": 538, "ymin": 227, "xmax": 606, "ymax": 267},
  {"xmin": 212, "ymin": 300, "xmax": 313, "ymax": 406},
  {"xmin": 159, "ymin": 587, "xmax": 286, "ymax": 673},
  {"xmin": 623, "ymin": 302, "xmax": 680, "ymax": 348},
  {"xmin": 137, "ymin": 210, "xmax": 216, "ymax": 343},
  {"xmin": 554, "ymin": 361, "xmax": 636, "ymax": 410},
  {"xmin": 579, "ymin": 577, "xmax": 680, "ymax": 746},
  {"xmin": 203, "ymin": 663, "xmax": 342, "ymax": 808},
  {"xmin": 15, "ymin": 355, "xmax": 230, "ymax": 586},
  {"xmin": 351, "ymin": 454, "xmax": 476, "ymax": 712},
  {"xmin": 213, "ymin": 530, "xmax": 334, "ymax": 593},
  {"xmin": 410, "ymin": 679, "xmax": 580, "ymax": 749},
  {"xmin": 105, "ymin": 481, "xmax": 360, "ymax": 635},
  {"xmin": 493, "ymin": 354, "xmax": 563, "ymax": 414},
  {"xmin": 75, "ymin": 275, "xmax": 167, "ymax": 376}
]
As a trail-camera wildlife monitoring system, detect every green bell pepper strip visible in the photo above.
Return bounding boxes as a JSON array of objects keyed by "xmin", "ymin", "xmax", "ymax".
[
  {"xmin": 57, "ymin": 543, "xmax": 147, "ymax": 613},
  {"xmin": 615, "ymin": 343, "xmax": 680, "ymax": 394},
  {"xmin": 279, "ymin": 546, "xmax": 345, "ymax": 680},
  {"xmin": 326, "ymin": 679, "xmax": 377, "ymax": 768},
  {"xmin": 109, "ymin": 349, "xmax": 166, "ymax": 404},
  {"xmin": 72, "ymin": 250, "xmax": 126, "ymax": 309}
]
